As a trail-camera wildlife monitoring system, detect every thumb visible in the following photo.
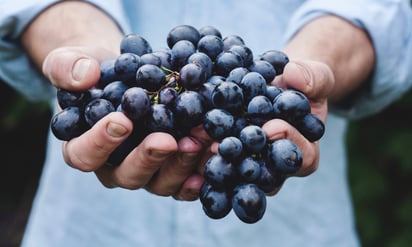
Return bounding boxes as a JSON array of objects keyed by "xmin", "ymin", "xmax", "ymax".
[
  {"xmin": 42, "ymin": 46, "xmax": 117, "ymax": 90},
  {"xmin": 273, "ymin": 60, "xmax": 335, "ymax": 100}
]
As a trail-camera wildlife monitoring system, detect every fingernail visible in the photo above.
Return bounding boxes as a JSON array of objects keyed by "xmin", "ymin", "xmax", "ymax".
[
  {"xmin": 72, "ymin": 58, "xmax": 92, "ymax": 81},
  {"xmin": 292, "ymin": 62, "xmax": 311, "ymax": 85},
  {"xmin": 151, "ymin": 150, "xmax": 171, "ymax": 159},
  {"xmin": 107, "ymin": 122, "xmax": 128, "ymax": 137}
]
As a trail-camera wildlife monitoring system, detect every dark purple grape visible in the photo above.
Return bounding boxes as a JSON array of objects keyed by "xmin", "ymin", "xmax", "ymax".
[
  {"xmin": 121, "ymin": 87, "xmax": 151, "ymax": 121},
  {"xmin": 296, "ymin": 113, "xmax": 325, "ymax": 142},
  {"xmin": 265, "ymin": 85, "xmax": 283, "ymax": 102},
  {"xmin": 188, "ymin": 52, "xmax": 213, "ymax": 78},
  {"xmin": 102, "ymin": 81, "xmax": 129, "ymax": 108},
  {"xmin": 232, "ymin": 183, "xmax": 266, "ymax": 224},
  {"xmin": 199, "ymin": 182, "xmax": 232, "ymax": 219},
  {"xmin": 255, "ymin": 159, "xmax": 285, "ymax": 193},
  {"xmin": 226, "ymin": 67, "xmax": 249, "ymax": 85},
  {"xmin": 178, "ymin": 63, "xmax": 206, "ymax": 90},
  {"xmin": 239, "ymin": 125, "xmax": 267, "ymax": 154},
  {"xmin": 173, "ymin": 90, "xmax": 205, "ymax": 130},
  {"xmin": 203, "ymin": 108, "xmax": 235, "ymax": 141},
  {"xmin": 167, "ymin": 24, "xmax": 200, "ymax": 48},
  {"xmin": 248, "ymin": 60, "xmax": 276, "ymax": 84},
  {"xmin": 114, "ymin": 53, "xmax": 141, "ymax": 82},
  {"xmin": 206, "ymin": 75, "xmax": 226, "ymax": 85},
  {"xmin": 214, "ymin": 51, "xmax": 244, "ymax": 77},
  {"xmin": 152, "ymin": 49, "xmax": 173, "ymax": 69},
  {"xmin": 211, "ymin": 81, "xmax": 244, "ymax": 114},
  {"xmin": 239, "ymin": 72, "xmax": 267, "ymax": 103},
  {"xmin": 266, "ymin": 139, "xmax": 302, "ymax": 175},
  {"xmin": 196, "ymin": 82, "xmax": 216, "ymax": 111},
  {"xmin": 197, "ymin": 35, "xmax": 224, "ymax": 61},
  {"xmin": 140, "ymin": 53, "xmax": 161, "ymax": 66},
  {"xmin": 88, "ymin": 88, "xmax": 104, "ymax": 101},
  {"xmin": 120, "ymin": 34, "xmax": 152, "ymax": 56},
  {"xmin": 238, "ymin": 156, "xmax": 261, "ymax": 182},
  {"xmin": 51, "ymin": 106, "xmax": 87, "ymax": 141},
  {"xmin": 222, "ymin": 34, "xmax": 245, "ymax": 51},
  {"xmin": 170, "ymin": 40, "xmax": 196, "ymax": 70},
  {"xmin": 218, "ymin": 136, "xmax": 243, "ymax": 162},
  {"xmin": 158, "ymin": 87, "xmax": 178, "ymax": 107},
  {"xmin": 272, "ymin": 89, "xmax": 311, "ymax": 124},
  {"xmin": 247, "ymin": 95, "xmax": 274, "ymax": 126},
  {"xmin": 84, "ymin": 98, "xmax": 115, "ymax": 127},
  {"xmin": 229, "ymin": 45, "xmax": 253, "ymax": 68},
  {"xmin": 144, "ymin": 104, "xmax": 176, "ymax": 137},
  {"xmin": 57, "ymin": 88, "xmax": 91, "ymax": 109},
  {"xmin": 204, "ymin": 154, "xmax": 238, "ymax": 189},
  {"xmin": 98, "ymin": 58, "xmax": 118, "ymax": 87},
  {"xmin": 199, "ymin": 25, "xmax": 222, "ymax": 39},
  {"xmin": 233, "ymin": 116, "xmax": 249, "ymax": 137},
  {"xmin": 259, "ymin": 50, "xmax": 289, "ymax": 75},
  {"xmin": 135, "ymin": 64, "xmax": 167, "ymax": 92}
]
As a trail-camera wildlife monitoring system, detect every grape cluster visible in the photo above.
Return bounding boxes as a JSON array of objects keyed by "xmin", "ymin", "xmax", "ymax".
[{"xmin": 50, "ymin": 25, "xmax": 325, "ymax": 224}]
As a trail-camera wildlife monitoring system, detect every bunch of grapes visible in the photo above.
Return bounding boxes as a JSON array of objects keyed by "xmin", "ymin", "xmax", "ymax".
[{"xmin": 50, "ymin": 25, "xmax": 325, "ymax": 224}]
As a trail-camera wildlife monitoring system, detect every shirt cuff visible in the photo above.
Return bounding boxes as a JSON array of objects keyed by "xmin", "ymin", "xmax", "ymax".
[{"xmin": 282, "ymin": 0, "xmax": 412, "ymax": 119}]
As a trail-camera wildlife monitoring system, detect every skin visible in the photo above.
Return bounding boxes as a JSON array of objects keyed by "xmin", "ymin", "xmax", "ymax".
[{"xmin": 21, "ymin": 1, "xmax": 374, "ymax": 200}]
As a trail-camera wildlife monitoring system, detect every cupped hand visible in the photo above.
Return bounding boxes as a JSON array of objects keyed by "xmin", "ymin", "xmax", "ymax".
[{"xmin": 43, "ymin": 46, "xmax": 213, "ymax": 201}]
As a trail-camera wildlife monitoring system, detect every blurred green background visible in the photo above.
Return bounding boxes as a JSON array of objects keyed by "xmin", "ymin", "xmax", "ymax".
[{"xmin": 1, "ymin": 80, "xmax": 412, "ymax": 247}]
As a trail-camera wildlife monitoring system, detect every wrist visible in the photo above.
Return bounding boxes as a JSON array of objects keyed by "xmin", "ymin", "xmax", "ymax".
[{"xmin": 21, "ymin": 1, "xmax": 123, "ymax": 69}]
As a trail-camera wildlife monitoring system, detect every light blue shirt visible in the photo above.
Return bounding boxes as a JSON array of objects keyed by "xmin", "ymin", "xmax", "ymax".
[{"xmin": 1, "ymin": 1, "xmax": 411, "ymax": 246}]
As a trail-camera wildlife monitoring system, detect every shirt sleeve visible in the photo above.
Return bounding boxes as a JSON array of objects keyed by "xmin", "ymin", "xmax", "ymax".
[
  {"xmin": 0, "ymin": 0, "xmax": 130, "ymax": 102},
  {"xmin": 282, "ymin": 0, "xmax": 412, "ymax": 119}
]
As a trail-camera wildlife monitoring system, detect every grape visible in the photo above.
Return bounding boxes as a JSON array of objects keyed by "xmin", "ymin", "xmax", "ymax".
[
  {"xmin": 266, "ymin": 139, "xmax": 303, "ymax": 175},
  {"xmin": 84, "ymin": 98, "xmax": 115, "ymax": 127},
  {"xmin": 51, "ymin": 106, "xmax": 87, "ymax": 141},
  {"xmin": 239, "ymin": 125, "xmax": 267, "ymax": 154},
  {"xmin": 102, "ymin": 81, "xmax": 129, "ymax": 108},
  {"xmin": 222, "ymin": 34, "xmax": 245, "ymax": 51},
  {"xmin": 178, "ymin": 63, "xmax": 206, "ymax": 90},
  {"xmin": 203, "ymin": 108, "xmax": 235, "ymax": 141},
  {"xmin": 167, "ymin": 24, "xmax": 200, "ymax": 48},
  {"xmin": 120, "ymin": 34, "xmax": 152, "ymax": 56},
  {"xmin": 204, "ymin": 154, "xmax": 238, "ymax": 189},
  {"xmin": 248, "ymin": 60, "xmax": 276, "ymax": 84},
  {"xmin": 121, "ymin": 87, "xmax": 151, "ymax": 121},
  {"xmin": 211, "ymin": 81, "xmax": 244, "ymax": 114},
  {"xmin": 171, "ymin": 40, "xmax": 196, "ymax": 70},
  {"xmin": 214, "ymin": 51, "xmax": 244, "ymax": 77},
  {"xmin": 49, "ymin": 24, "xmax": 326, "ymax": 224},
  {"xmin": 57, "ymin": 88, "xmax": 90, "ymax": 109},
  {"xmin": 272, "ymin": 89, "xmax": 311, "ymax": 125},
  {"xmin": 197, "ymin": 34, "xmax": 224, "ymax": 61},
  {"xmin": 232, "ymin": 183, "xmax": 266, "ymax": 224},
  {"xmin": 259, "ymin": 50, "xmax": 289, "ymax": 75},
  {"xmin": 199, "ymin": 182, "xmax": 232, "ymax": 219},
  {"xmin": 114, "ymin": 53, "xmax": 141, "ymax": 82},
  {"xmin": 135, "ymin": 64, "xmax": 167, "ymax": 92},
  {"xmin": 199, "ymin": 25, "xmax": 222, "ymax": 39},
  {"xmin": 218, "ymin": 136, "xmax": 243, "ymax": 162}
]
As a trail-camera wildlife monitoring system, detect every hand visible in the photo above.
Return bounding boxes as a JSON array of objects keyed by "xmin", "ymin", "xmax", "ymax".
[{"xmin": 43, "ymin": 46, "xmax": 213, "ymax": 201}]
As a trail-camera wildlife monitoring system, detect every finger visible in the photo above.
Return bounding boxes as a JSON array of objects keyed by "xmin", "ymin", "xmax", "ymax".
[
  {"xmin": 63, "ymin": 112, "xmax": 133, "ymax": 172},
  {"xmin": 173, "ymin": 174, "xmax": 205, "ymax": 201},
  {"xmin": 144, "ymin": 124, "xmax": 215, "ymax": 195},
  {"xmin": 144, "ymin": 136, "xmax": 204, "ymax": 196},
  {"xmin": 262, "ymin": 119, "xmax": 319, "ymax": 177},
  {"xmin": 42, "ymin": 46, "xmax": 117, "ymax": 90},
  {"xmin": 98, "ymin": 132, "xmax": 179, "ymax": 190}
]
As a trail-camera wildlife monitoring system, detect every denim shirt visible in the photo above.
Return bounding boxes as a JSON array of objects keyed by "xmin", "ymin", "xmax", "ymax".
[{"xmin": 1, "ymin": 1, "xmax": 411, "ymax": 247}]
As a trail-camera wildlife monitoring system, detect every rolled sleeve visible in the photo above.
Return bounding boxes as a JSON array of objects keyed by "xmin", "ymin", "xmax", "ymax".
[
  {"xmin": 282, "ymin": 0, "xmax": 412, "ymax": 119},
  {"xmin": 0, "ymin": 0, "xmax": 130, "ymax": 102}
]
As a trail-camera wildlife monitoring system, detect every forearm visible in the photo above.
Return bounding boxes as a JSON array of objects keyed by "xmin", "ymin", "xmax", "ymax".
[
  {"xmin": 283, "ymin": 15, "xmax": 375, "ymax": 102},
  {"xmin": 21, "ymin": 1, "xmax": 123, "ymax": 69}
]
